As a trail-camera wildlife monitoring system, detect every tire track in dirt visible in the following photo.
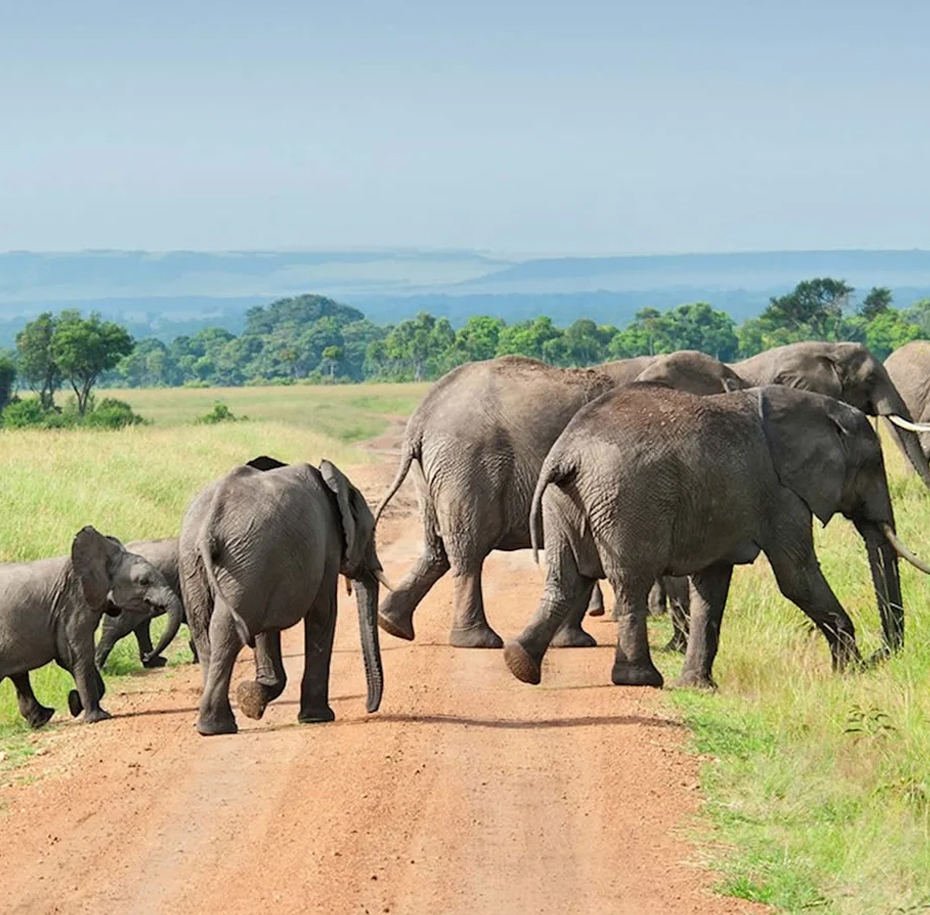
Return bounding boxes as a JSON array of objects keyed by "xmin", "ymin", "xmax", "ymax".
[{"xmin": 0, "ymin": 461, "xmax": 768, "ymax": 914}]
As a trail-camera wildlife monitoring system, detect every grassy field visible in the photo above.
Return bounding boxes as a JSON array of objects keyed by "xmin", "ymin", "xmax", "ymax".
[{"xmin": 3, "ymin": 384, "xmax": 930, "ymax": 911}]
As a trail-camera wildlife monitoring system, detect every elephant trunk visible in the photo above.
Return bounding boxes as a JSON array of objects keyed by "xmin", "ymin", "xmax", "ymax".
[
  {"xmin": 146, "ymin": 591, "xmax": 186, "ymax": 662},
  {"xmin": 860, "ymin": 523, "xmax": 905, "ymax": 653},
  {"xmin": 353, "ymin": 575, "xmax": 384, "ymax": 713},
  {"xmin": 872, "ymin": 386, "xmax": 930, "ymax": 489}
]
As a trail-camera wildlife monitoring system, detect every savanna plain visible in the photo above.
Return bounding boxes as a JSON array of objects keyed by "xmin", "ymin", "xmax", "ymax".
[{"xmin": 1, "ymin": 383, "xmax": 929, "ymax": 914}]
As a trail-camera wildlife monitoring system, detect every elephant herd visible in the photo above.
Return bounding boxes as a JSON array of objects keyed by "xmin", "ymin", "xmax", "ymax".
[{"xmin": 3, "ymin": 339, "xmax": 930, "ymax": 736}]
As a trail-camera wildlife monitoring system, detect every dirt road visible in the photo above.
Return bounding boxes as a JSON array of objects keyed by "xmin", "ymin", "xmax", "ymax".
[{"xmin": 0, "ymin": 459, "xmax": 765, "ymax": 914}]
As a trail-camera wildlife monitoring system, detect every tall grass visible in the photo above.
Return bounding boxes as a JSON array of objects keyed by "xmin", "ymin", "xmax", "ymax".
[{"xmin": 656, "ymin": 436, "xmax": 930, "ymax": 913}]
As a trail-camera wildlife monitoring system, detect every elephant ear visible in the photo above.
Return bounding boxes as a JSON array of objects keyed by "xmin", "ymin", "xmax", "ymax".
[
  {"xmin": 71, "ymin": 526, "xmax": 122, "ymax": 608},
  {"xmin": 758, "ymin": 386, "xmax": 846, "ymax": 525},
  {"xmin": 320, "ymin": 460, "xmax": 357, "ymax": 565},
  {"xmin": 246, "ymin": 455, "xmax": 288, "ymax": 471},
  {"xmin": 773, "ymin": 355, "xmax": 843, "ymax": 399}
]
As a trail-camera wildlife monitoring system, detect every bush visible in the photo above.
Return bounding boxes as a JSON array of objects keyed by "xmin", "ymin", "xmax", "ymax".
[
  {"xmin": 1, "ymin": 398, "xmax": 47, "ymax": 428},
  {"xmin": 84, "ymin": 398, "xmax": 145, "ymax": 429},
  {"xmin": 196, "ymin": 401, "xmax": 246, "ymax": 424}
]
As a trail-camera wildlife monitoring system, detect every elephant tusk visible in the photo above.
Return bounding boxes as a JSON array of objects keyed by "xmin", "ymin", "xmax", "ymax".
[
  {"xmin": 374, "ymin": 569, "xmax": 394, "ymax": 592},
  {"xmin": 344, "ymin": 576, "xmax": 353, "ymax": 596},
  {"xmin": 887, "ymin": 414, "xmax": 930, "ymax": 434},
  {"xmin": 881, "ymin": 523, "xmax": 930, "ymax": 575}
]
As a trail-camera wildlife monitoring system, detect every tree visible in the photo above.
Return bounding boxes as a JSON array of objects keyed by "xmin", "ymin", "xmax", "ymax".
[
  {"xmin": 0, "ymin": 352, "xmax": 15, "ymax": 411},
  {"xmin": 383, "ymin": 312, "xmax": 455, "ymax": 380},
  {"xmin": 495, "ymin": 316, "xmax": 563, "ymax": 361},
  {"xmin": 51, "ymin": 311, "xmax": 134, "ymax": 415},
  {"xmin": 863, "ymin": 310, "xmax": 921, "ymax": 360},
  {"xmin": 446, "ymin": 316, "xmax": 506, "ymax": 367},
  {"xmin": 321, "ymin": 345, "xmax": 343, "ymax": 379},
  {"xmin": 761, "ymin": 277, "xmax": 854, "ymax": 339},
  {"xmin": 860, "ymin": 286, "xmax": 893, "ymax": 321},
  {"xmin": 16, "ymin": 312, "xmax": 61, "ymax": 409}
]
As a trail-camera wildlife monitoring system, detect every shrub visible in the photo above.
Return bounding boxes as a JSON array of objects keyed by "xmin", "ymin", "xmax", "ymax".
[
  {"xmin": 1, "ymin": 398, "xmax": 47, "ymax": 428},
  {"xmin": 196, "ymin": 401, "xmax": 246, "ymax": 424},
  {"xmin": 84, "ymin": 398, "xmax": 145, "ymax": 429}
]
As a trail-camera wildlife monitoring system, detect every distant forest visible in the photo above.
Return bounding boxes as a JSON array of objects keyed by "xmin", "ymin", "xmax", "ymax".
[{"xmin": 92, "ymin": 279, "xmax": 929, "ymax": 387}]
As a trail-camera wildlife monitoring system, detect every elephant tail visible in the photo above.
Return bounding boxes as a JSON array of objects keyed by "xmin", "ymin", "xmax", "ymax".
[
  {"xmin": 530, "ymin": 455, "xmax": 572, "ymax": 565},
  {"xmin": 374, "ymin": 431, "xmax": 421, "ymax": 528},
  {"xmin": 196, "ymin": 501, "xmax": 254, "ymax": 649}
]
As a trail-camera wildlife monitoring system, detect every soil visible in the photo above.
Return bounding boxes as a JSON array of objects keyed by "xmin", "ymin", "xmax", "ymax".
[{"xmin": 0, "ymin": 424, "xmax": 768, "ymax": 915}]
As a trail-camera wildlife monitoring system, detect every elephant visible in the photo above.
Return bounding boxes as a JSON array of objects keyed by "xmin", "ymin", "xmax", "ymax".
[
  {"xmin": 883, "ymin": 340, "xmax": 930, "ymax": 459},
  {"xmin": 647, "ymin": 575, "xmax": 691, "ymax": 652},
  {"xmin": 179, "ymin": 457, "xmax": 388, "ymax": 736},
  {"xmin": 375, "ymin": 351, "xmax": 747, "ymax": 650},
  {"xmin": 504, "ymin": 383, "xmax": 930, "ymax": 691},
  {"xmin": 94, "ymin": 538, "xmax": 198, "ymax": 671},
  {"xmin": 0, "ymin": 526, "xmax": 185, "ymax": 727},
  {"xmin": 732, "ymin": 341, "xmax": 930, "ymax": 489}
]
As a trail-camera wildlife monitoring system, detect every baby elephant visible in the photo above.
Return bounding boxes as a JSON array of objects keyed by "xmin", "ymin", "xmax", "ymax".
[
  {"xmin": 0, "ymin": 526, "xmax": 184, "ymax": 726},
  {"xmin": 180, "ymin": 458, "xmax": 389, "ymax": 736},
  {"xmin": 95, "ymin": 538, "xmax": 197, "ymax": 671},
  {"xmin": 505, "ymin": 384, "xmax": 930, "ymax": 690}
]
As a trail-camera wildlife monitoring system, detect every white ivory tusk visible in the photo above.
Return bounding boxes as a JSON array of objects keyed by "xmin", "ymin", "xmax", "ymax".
[
  {"xmin": 887, "ymin": 414, "xmax": 930, "ymax": 434},
  {"xmin": 881, "ymin": 523, "xmax": 930, "ymax": 575}
]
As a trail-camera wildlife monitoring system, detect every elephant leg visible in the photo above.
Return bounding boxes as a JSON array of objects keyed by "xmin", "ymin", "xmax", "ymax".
[
  {"xmin": 504, "ymin": 554, "xmax": 595, "ymax": 684},
  {"xmin": 196, "ymin": 603, "xmax": 244, "ymax": 736},
  {"xmin": 95, "ymin": 620, "xmax": 120, "ymax": 671},
  {"xmin": 449, "ymin": 559, "xmax": 503, "ymax": 649},
  {"xmin": 648, "ymin": 578, "xmax": 667, "ymax": 616},
  {"xmin": 11, "ymin": 673, "xmax": 55, "ymax": 728},
  {"xmin": 66, "ymin": 649, "xmax": 111, "ymax": 723},
  {"xmin": 664, "ymin": 594, "xmax": 690, "ymax": 653},
  {"xmin": 236, "ymin": 631, "xmax": 286, "ymax": 721},
  {"xmin": 551, "ymin": 579, "xmax": 597, "ymax": 648},
  {"xmin": 674, "ymin": 565, "xmax": 732, "ymax": 689},
  {"xmin": 299, "ymin": 590, "xmax": 338, "ymax": 724},
  {"xmin": 586, "ymin": 582, "xmax": 606, "ymax": 617},
  {"xmin": 767, "ymin": 546, "xmax": 860, "ymax": 671},
  {"xmin": 610, "ymin": 578, "xmax": 663, "ymax": 688},
  {"xmin": 378, "ymin": 490, "xmax": 450, "ymax": 641},
  {"xmin": 137, "ymin": 620, "xmax": 168, "ymax": 668}
]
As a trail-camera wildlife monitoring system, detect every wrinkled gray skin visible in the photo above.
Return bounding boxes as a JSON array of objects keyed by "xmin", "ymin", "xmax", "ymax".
[
  {"xmin": 376, "ymin": 351, "xmax": 746, "ymax": 649},
  {"xmin": 733, "ymin": 341, "xmax": 930, "ymax": 489},
  {"xmin": 504, "ymin": 384, "xmax": 915, "ymax": 691},
  {"xmin": 884, "ymin": 340, "xmax": 930, "ymax": 459},
  {"xmin": 0, "ymin": 526, "xmax": 184, "ymax": 727},
  {"xmin": 180, "ymin": 458, "xmax": 385, "ymax": 736},
  {"xmin": 95, "ymin": 538, "xmax": 198, "ymax": 670}
]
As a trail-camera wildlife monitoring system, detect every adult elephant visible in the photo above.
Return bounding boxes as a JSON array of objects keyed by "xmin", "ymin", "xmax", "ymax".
[
  {"xmin": 179, "ymin": 458, "xmax": 388, "ymax": 736},
  {"xmin": 0, "ymin": 526, "xmax": 184, "ymax": 727},
  {"xmin": 883, "ymin": 341, "xmax": 930, "ymax": 459},
  {"xmin": 375, "ymin": 351, "xmax": 747, "ymax": 649},
  {"xmin": 504, "ymin": 384, "xmax": 929, "ymax": 691},
  {"xmin": 732, "ymin": 341, "xmax": 930, "ymax": 488},
  {"xmin": 94, "ymin": 538, "xmax": 198, "ymax": 670}
]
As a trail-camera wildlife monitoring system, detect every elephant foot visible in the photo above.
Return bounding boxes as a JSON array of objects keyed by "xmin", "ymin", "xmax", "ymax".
[
  {"xmin": 551, "ymin": 626, "xmax": 597, "ymax": 648},
  {"xmin": 661, "ymin": 632, "xmax": 688, "ymax": 654},
  {"xmin": 503, "ymin": 641, "xmax": 542, "ymax": 685},
  {"xmin": 83, "ymin": 707, "xmax": 113, "ymax": 723},
  {"xmin": 298, "ymin": 706, "xmax": 335, "ymax": 724},
  {"xmin": 196, "ymin": 716, "xmax": 238, "ymax": 736},
  {"xmin": 141, "ymin": 653, "xmax": 169, "ymax": 669},
  {"xmin": 450, "ymin": 624, "xmax": 503, "ymax": 649},
  {"xmin": 378, "ymin": 610, "xmax": 415, "ymax": 642},
  {"xmin": 26, "ymin": 705, "xmax": 55, "ymax": 729},
  {"xmin": 611, "ymin": 660, "xmax": 664, "ymax": 688},
  {"xmin": 672, "ymin": 670, "xmax": 717, "ymax": 691},
  {"xmin": 67, "ymin": 690, "xmax": 83, "ymax": 718},
  {"xmin": 236, "ymin": 681, "xmax": 269, "ymax": 720}
]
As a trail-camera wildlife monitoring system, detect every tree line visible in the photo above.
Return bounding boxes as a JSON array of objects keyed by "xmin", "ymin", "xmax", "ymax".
[{"xmin": 3, "ymin": 280, "xmax": 930, "ymax": 410}]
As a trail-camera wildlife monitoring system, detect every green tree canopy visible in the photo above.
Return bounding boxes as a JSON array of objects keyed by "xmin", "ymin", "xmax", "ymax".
[{"xmin": 16, "ymin": 312, "xmax": 61, "ymax": 409}]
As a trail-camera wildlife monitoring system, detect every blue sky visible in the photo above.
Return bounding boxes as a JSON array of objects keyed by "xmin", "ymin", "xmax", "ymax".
[{"xmin": 2, "ymin": 0, "xmax": 928, "ymax": 253}]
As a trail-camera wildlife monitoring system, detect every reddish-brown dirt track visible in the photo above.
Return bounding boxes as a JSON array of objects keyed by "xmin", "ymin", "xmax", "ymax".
[{"xmin": 0, "ymin": 451, "xmax": 769, "ymax": 915}]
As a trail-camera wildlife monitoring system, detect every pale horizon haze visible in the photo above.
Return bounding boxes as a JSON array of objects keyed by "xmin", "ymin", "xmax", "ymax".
[{"xmin": 2, "ymin": 0, "xmax": 929, "ymax": 255}]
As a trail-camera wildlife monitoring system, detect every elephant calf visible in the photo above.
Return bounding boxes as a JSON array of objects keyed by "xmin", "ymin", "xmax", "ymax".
[
  {"xmin": 95, "ymin": 538, "xmax": 197, "ymax": 671},
  {"xmin": 0, "ymin": 526, "xmax": 184, "ymax": 727},
  {"xmin": 180, "ymin": 458, "xmax": 389, "ymax": 736},
  {"xmin": 505, "ymin": 384, "xmax": 929, "ymax": 690}
]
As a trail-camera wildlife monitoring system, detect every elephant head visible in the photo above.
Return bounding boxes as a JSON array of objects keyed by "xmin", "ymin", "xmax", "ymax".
[
  {"xmin": 757, "ymin": 385, "xmax": 930, "ymax": 652},
  {"xmin": 635, "ymin": 350, "xmax": 748, "ymax": 394},
  {"xmin": 71, "ymin": 526, "xmax": 184, "ymax": 633},
  {"xmin": 320, "ymin": 460, "xmax": 387, "ymax": 713},
  {"xmin": 735, "ymin": 342, "xmax": 930, "ymax": 490}
]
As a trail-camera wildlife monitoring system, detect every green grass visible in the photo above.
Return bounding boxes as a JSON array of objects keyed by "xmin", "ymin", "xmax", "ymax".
[
  {"xmin": 0, "ymin": 382, "xmax": 422, "ymax": 746},
  {"xmin": 651, "ymin": 437, "xmax": 930, "ymax": 913}
]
